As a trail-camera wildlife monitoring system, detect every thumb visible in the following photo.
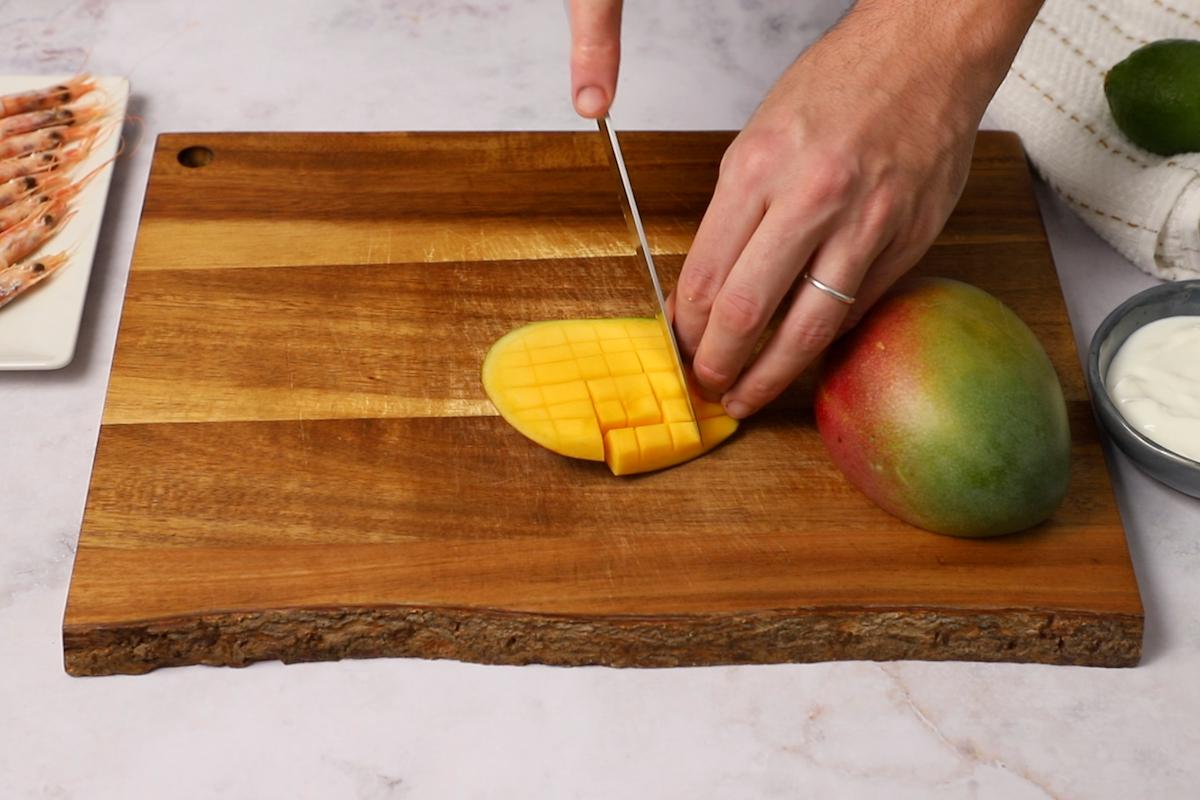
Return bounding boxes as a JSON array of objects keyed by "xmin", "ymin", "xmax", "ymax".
[{"xmin": 568, "ymin": 0, "xmax": 623, "ymax": 118}]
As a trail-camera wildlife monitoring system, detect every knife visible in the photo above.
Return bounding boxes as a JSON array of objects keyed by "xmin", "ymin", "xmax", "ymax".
[{"xmin": 596, "ymin": 114, "xmax": 701, "ymax": 432}]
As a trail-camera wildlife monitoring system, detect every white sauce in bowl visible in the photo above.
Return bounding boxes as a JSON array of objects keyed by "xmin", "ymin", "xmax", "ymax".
[{"xmin": 1107, "ymin": 315, "xmax": 1200, "ymax": 463}]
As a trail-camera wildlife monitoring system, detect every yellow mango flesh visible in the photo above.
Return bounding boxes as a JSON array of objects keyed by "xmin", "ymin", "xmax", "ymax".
[{"xmin": 482, "ymin": 319, "xmax": 739, "ymax": 475}]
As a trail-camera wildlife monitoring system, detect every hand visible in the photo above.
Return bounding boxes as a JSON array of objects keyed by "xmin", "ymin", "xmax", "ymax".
[
  {"xmin": 565, "ymin": 0, "xmax": 1041, "ymax": 418},
  {"xmin": 671, "ymin": 0, "xmax": 1042, "ymax": 418},
  {"xmin": 568, "ymin": 0, "xmax": 623, "ymax": 118}
]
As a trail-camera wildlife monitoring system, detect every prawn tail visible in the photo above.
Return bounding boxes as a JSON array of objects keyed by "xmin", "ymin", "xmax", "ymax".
[{"xmin": 0, "ymin": 202, "xmax": 76, "ymax": 270}]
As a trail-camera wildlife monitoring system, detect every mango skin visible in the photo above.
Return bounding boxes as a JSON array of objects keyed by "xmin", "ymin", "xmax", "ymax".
[{"xmin": 814, "ymin": 278, "xmax": 1071, "ymax": 538}]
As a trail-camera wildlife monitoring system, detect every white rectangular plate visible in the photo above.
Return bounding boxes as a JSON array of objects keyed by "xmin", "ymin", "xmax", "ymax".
[{"xmin": 0, "ymin": 74, "xmax": 129, "ymax": 370}]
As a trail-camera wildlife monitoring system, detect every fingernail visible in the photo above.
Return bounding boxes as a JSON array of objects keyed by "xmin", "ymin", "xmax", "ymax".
[
  {"xmin": 575, "ymin": 86, "xmax": 607, "ymax": 117},
  {"xmin": 724, "ymin": 399, "xmax": 750, "ymax": 419}
]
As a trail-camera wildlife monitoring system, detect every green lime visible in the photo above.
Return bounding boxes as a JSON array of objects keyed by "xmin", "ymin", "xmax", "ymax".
[{"xmin": 1104, "ymin": 39, "xmax": 1200, "ymax": 156}]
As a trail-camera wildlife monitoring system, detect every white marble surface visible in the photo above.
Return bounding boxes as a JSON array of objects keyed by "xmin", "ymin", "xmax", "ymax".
[{"xmin": 2, "ymin": 1, "xmax": 1199, "ymax": 797}]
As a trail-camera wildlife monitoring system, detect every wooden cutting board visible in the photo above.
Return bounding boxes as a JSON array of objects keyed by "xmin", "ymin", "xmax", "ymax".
[{"xmin": 63, "ymin": 131, "xmax": 1143, "ymax": 676}]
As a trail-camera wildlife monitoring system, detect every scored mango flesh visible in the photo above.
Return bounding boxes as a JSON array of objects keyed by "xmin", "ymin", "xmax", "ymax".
[{"xmin": 482, "ymin": 318, "xmax": 739, "ymax": 475}]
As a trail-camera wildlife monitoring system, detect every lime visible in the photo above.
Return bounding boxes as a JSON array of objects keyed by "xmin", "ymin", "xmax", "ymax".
[{"xmin": 1104, "ymin": 39, "xmax": 1200, "ymax": 156}]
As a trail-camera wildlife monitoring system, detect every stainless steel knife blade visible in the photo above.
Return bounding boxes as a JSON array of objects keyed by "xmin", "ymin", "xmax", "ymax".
[{"xmin": 596, "ymin": 114, "xmax": 701, "ymax": 431}]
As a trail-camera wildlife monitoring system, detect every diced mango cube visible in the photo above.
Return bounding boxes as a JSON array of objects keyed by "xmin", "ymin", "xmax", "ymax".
[
  {"xmin": 661, "ymin": 397, "xmax": 693, "ymax": 422},
  {"xmin": 533, "ymin": 361, "xmax": 580, "ymax": 384},
  {"xmin": 615, "ymin": 373, "xmax": 653, "ymax": 404},
  {"xmin": 529, "ymin": 344, "xmax": 574, "ymax": 364},
  {"xmin": 600, "ymin": 337, "xmax": 635, "ymax": 353},
  {"xmin": 587, "ymin": 377, "xmax": 619, "ymax": 403},
  {"xmin": 648, "ymin": 370, "xmax": 684, "ymax": 402},
  {"xmin": 633, "ymin": 336, "xmax": 665, "ymax": 351},
  {"xmin": 548, "ymin": 399, "xmax": 595, "ymax": 419},
  {"xmin": 668, "ymin": 421, "xmax": 703, "ymax": 455},
  {"xmin": 605, "ymin": 427, "xmax": 640, "ymax": 475},
  {"xmin": 595, "ymin": 321, "xmax": 629, "ymax": 339},
  {"xmin": 541, "ymin": 381, "xmax": 589, "ymax": 405},
  {"xmin": 604, "ymin": 351, "xmax": 642, "ymax": 376},
  {"xmin": 625, "ymin": 394, "xmax": 662, "ymax": 427},
  {"xmin": 570, "ymin": 340, "xmax": 603, "ymax": 357},
  {"xmin": 694, "ymin": 398, "xmax": 727, "ymax": 420},
  {"xmin": 637, "ymin": 349, "xmax": 673, "ymax": 372},
  {"xmin": 595, "ymin": 399, "xmax": 626, "ymax": 431},
  {"xmin": 577, "ymin": 354, "xmax": 609, "ymax": 379},
  {"xmin": 635, "ymin": 423, "xmax": 674, "ymax": 466}
]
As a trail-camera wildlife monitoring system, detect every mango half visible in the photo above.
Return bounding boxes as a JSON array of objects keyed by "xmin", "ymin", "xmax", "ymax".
[
  {"xmin": 815, "ymin": 278, "xmax": 1071, "ymax": 538},
  {"xmin": 482, "ymin": 318, "xmax": 738, "ymax": 475}
]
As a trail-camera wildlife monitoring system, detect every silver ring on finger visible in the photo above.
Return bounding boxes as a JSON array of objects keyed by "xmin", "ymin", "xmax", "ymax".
[{"xmin": 802, "ymin": 271, "xmax": 856, "ymax": 305}]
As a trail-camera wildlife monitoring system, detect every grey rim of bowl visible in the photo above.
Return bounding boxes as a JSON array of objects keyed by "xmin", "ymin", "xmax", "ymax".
[{"xmin": 1087, "ymin": 278, "xmax": 1200, "ymax": 474}]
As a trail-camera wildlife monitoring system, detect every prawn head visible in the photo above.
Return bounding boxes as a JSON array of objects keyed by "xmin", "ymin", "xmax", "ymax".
[
  {"xmin": 0, "ymin": 252, "xmax": 70, "ymax": 309},
  {"xmin": 0, "ymin": 197, "xmax": 75, "ymax": 269}
]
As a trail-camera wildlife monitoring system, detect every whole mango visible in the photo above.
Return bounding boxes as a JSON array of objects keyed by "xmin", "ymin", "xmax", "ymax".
[{"xmin": 815, "ymin": 278, "xmax": 1070, "ymax": 537}]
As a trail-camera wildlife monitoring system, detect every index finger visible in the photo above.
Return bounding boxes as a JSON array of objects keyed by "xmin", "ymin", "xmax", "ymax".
[{"xmin": 569, "ymin": 0, "xmax": 623, "ymax": 118}]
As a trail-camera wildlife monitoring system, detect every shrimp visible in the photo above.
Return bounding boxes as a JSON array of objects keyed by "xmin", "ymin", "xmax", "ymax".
[
  {"xmin": 0, "ymin": 174, "xmax": 72, "ymax": 232},
  {"xmin": 0, "ymin": 252, "xmax": 69, "ymax": 309},
  {"xmin": 0, "ymin": 171, "xmax": 73, "ymax": 211},
  {"xmin": 0, "ymin": 193, "xmax": 45, "ymax": 233},
  {"xmin": 0, "ymin": 175, "xmax": 43, "ymax": 210},
  {"xmin": 0, "ymin": 122, "xmax": 103, "ymax": 162},
  {"xmin": 0, "ymin": 151, "xmax": 62, "ymax": 185},
  {"xmin": 0, "ymin": 194, "xmax": 75, "ymax": 269},
  {"xmin": 0, "ymin": 99, "xmax": 109, "ymax": 139},
  {"xmin": 0, "ymin": 155, "xmax": 106, "ymax": 230},
  {"xmin": 0, "ymin": 141, "xmax": 91, "ymax": 185},
  {"xmin": 0, "ymin": 76, "xmax": 97, "ymax": 119}
]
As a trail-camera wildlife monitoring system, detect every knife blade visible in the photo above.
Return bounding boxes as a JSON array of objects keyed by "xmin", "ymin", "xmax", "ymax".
[{"xmin": 596, "ymin": 114, "xmax": 701, "ymax": 432}]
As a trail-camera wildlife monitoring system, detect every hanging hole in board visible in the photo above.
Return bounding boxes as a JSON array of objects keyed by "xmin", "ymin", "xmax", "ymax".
[{"xmin": 177, "ymin": 146, "xmax": 214, "ymax": 168}]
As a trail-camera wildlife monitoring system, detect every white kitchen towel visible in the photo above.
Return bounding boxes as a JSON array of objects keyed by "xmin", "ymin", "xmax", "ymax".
[{"xmin": 988, "ymin": 0, "xmax": 1200, "ymax": 281}]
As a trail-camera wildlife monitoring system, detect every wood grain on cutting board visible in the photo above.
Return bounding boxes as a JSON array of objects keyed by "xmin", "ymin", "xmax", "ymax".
[{"xmin": 64, "ymin": 132, "xmax": 1143, "ymax": 675}]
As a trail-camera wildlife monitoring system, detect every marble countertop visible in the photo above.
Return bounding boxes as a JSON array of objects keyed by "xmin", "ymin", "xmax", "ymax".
[{"xmin": 3, "ymin": 1, "xmax": 1198, "ymax": 797}]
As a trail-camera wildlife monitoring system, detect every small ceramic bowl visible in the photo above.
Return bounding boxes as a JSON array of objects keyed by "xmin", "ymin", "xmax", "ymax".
[{"xmin": 1087, "ymin": 279, "xmax": 1200, "ymax": 498}]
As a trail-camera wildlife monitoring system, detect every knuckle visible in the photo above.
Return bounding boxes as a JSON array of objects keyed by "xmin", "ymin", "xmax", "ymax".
[
  {"xmin": 786, "ymin": 317, "xmax": 840, "ymax": 353},
  {"xmin": 677, "ymin": 264, "xmax": 720, "ymax": 309},
  {"xmin": 721, "ymin": 130, "xmax": 788, "ymax": 183},
  {"xmin": 572, "ymin": 37, "xmax": 619, "ymax": 65},
  {"xmin": 712, "ymin": 287, "xmax": 767, "ymax": 338},
  {"xmin": 862, "ymin": 188, "xmax": 898, "ymax": 231},
  {"xmin": 739, "ymin": 374, "xmax": 790, "ymax": 405},
  {"xmin": 692, "ymin": 358, "xmax": 735, "ymax": 389},
  {"xmin": 905, "ymin": 210, "xmax": 945, "ymax": 245},
  {"xmin": 802, "ymin": 159, "xmax": 856, "ymax": 207}
]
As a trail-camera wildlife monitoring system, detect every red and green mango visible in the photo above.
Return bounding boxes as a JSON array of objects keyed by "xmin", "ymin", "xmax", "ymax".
[{"xmin": 815, "ymin": 278, "xmax": 1071, "ymax": 538}]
